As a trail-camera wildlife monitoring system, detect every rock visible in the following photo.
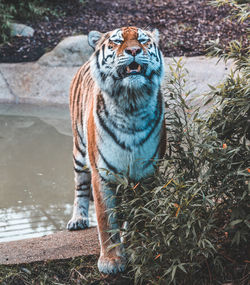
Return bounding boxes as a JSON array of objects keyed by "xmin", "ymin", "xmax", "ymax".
[
  {"xmin": 38, "ymin": 35, "xmax": 93, "ymax": 67},
  {"xmin": 10, "ymin": 23, "xmax": 34, "ymax": 37},
  {"xmin": 0, "ymin": 62, "xmax": 79, "ymax": 105},
  {"xmin": 0, "ymin": 70, "xmax": 17, "ymax": 103}
]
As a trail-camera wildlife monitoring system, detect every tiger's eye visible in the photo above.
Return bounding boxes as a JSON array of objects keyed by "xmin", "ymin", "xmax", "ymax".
[
  {"xmin": 139, "ymin": 38, "xmax": 149, "ymax": 45},
  {"xmin": 113, "ymin": 40, "xmax": 123, "ymax": 45}
]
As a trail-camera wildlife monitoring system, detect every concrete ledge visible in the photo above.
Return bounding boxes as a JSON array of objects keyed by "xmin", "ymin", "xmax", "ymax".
[
  {"xmin": 0, "ymin": 228, "xmax": 99, "ymax": 265},
  {"xmin": 0, "ymin": 57, "xmax": 233, "ymax": 106}
]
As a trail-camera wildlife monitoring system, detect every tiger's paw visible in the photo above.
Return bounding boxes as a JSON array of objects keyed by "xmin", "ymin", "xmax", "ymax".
[
  {"xmin": 67, "ymin": 217, "xmax": 89, "ymax": 230},
  {"xmin": 98, "ymin": 255, "xmax": 126, "ymax": 274}
]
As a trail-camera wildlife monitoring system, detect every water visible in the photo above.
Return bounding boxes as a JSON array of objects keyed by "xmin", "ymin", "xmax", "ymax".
[{"xmin": 0, "ymin": 104, "xmax": 96, "ymax": 242}]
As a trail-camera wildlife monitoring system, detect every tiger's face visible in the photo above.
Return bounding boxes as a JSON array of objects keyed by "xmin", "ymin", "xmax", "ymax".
[{"xmin": 89, "ymin": 26, "xmax": 164, "ymax": 101}]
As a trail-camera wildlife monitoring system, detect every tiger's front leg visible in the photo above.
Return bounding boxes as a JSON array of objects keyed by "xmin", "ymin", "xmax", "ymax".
[
  {"xmin": 91, "ymin": 170, "xmax": 126, "ymax": 274},
  {"xmin": 67, "ymin": 140, "xmax": 91, "ymax": 230}
]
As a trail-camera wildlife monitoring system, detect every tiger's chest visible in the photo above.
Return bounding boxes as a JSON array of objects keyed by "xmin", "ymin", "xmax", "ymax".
[{"xmin": 85, "ymin": 93, "xmax": 164, "ymax": 181}]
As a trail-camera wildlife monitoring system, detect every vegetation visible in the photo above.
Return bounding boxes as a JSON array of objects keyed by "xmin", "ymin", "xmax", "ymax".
[
  {"xmin": 210, "ymin": 0, "xmax": 250, "ymax": 22},
  {"xmin": 0, "ymin": 255, "xmax": 132, "ymax": 285},
  {"xmin": 0, "ymin": 0, "xmax": 86, "ymax": 43}
]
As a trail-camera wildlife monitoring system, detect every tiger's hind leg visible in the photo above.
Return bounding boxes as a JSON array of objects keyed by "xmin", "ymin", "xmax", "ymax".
[{"xmin": 67, "ymin": 135, "xmax": 91, "ymax": 230}]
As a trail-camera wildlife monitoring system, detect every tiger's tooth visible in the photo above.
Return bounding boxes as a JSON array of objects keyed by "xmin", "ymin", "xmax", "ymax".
[
  {"xmin": 126, "ymin": 66, "xmax": 131, "ymax": 73},
  {"xmin": 137, "ymin": 65, "xmax": 141, "ymax": 72}
]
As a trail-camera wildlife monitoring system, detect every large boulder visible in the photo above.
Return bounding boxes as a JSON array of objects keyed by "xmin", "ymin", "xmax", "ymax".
[
  {"xmin": 10, "ymin": 23, "xmax": 34, "ymax": 37},
  {"xmin": 38, "ymin": 35, "xmax": 93, "ymax": 67}
]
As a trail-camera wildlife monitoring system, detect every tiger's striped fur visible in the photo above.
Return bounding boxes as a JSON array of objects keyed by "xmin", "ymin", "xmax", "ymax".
[{"xmin": 67, "ymin": 26, "xmax": 166, "ymax": 274}]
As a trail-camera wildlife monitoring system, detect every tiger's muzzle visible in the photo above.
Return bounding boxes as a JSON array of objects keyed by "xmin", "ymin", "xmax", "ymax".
[
  {"xmin": 117, "ymin": 61, "xmax": 147, "ymax": 79},
  {"xmin": 126, "ymin": 61, "xmax": 141, "ymax": 75}
]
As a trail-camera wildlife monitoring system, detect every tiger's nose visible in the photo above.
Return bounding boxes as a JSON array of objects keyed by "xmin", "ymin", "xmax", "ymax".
[{"xmin": 125, "ymin": 46, "xmax": 142, "ymax": 56}]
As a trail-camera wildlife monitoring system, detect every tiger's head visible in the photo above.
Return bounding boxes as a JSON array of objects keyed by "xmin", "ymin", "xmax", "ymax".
[{"xmin": 88, "ymin": 26, "xmax": 164, "ymax": 106}]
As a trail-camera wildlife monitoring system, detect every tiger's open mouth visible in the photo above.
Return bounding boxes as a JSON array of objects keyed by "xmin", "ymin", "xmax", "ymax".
[{"xmin": 126, "ymin": 61, "xmax": 141, "ymax": 75}]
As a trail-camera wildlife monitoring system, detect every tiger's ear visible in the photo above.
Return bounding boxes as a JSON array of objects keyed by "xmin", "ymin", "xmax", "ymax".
[
  {"xmin": 152, "ymin": 29, "xmax": 160, "ymax": 45},
  {"xmin": 88, "ymin": 31, "xmax": 102, "ymax": 49}
]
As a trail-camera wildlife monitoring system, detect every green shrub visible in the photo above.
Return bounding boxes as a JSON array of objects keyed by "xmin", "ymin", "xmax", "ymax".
[
  {"xmin": 0, "ymin": 2, "xmax": 13, "ymax": 42},
  {"xmin": 0, "ymin": 0, "xmax": 53, "ymax": 42},
  {"xmin": 109, "ymin": 2, "xmax": 249, "ymax": 284},
  {"xmin": 210, "ymin": 0, "xmax": 250, "ymax": 22},
  {"xmin": 0, "ymin": 0, "xmax": 86, "ymax": 43}
]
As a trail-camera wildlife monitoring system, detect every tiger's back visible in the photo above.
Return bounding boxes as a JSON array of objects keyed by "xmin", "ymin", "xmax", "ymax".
[{"xmin": 68, "ymin": 26, "xmax": 166, "ymax": 274}]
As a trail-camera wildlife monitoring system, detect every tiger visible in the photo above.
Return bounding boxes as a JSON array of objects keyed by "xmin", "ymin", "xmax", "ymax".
[{"xmin": 67, "ymin": 26, "xmax": 166, "ymax": 274}]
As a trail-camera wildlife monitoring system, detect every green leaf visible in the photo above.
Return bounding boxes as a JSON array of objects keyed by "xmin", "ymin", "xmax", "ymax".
[
  {"xmin": 142, "ymin": 207, "xmax": 155, "ymax": 216},
  {"xmin": 229, "ymin": 219, "xmax": 243, "ymax": 226},
  {"xmin": 171, "ymin": 265, "xmax": 177, "ymax": 281},
  {"xmin": 178, "ymin": 263, "xmax": 187, "ymax": 273},
  {"xmin": 208, "ymin": 84, "xmax": 217, "ymax": 90}
]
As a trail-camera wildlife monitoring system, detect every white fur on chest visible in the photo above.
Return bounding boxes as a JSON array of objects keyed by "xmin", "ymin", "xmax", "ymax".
[{"xmin": 91, "ymin": 92, "xmax": 163, "ymax": 181}]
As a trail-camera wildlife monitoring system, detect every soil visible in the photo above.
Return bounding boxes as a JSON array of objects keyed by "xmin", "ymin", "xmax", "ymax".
[{"xmin": 0, "ymin": 0, "xmax": 248, "ymax": 63}]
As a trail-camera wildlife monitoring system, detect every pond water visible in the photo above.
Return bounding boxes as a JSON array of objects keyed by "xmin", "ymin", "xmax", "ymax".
[{"xmin": 0, "ymin": 104, "xmax": 96, "ymax": 243}]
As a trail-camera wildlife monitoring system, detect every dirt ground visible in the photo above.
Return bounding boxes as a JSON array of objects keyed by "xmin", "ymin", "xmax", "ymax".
[{"xmin": 0, "ymin": 0, "xmax": 248, "ymax": 63}]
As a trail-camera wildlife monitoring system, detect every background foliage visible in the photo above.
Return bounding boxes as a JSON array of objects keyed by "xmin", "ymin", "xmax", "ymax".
[{"xmin": 0, "ymin": 0, "xmax": 85, "ymax": 42}]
